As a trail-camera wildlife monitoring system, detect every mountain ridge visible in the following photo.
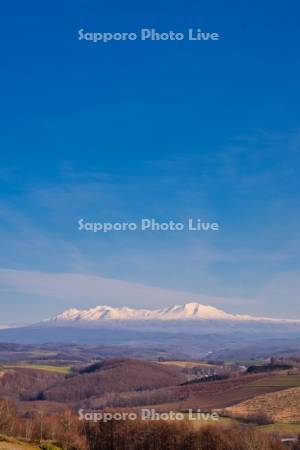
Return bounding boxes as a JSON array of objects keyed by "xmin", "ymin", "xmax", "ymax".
[{"xmin": 49, "ymin": 302, "xmax": 300, "ymax": 324}]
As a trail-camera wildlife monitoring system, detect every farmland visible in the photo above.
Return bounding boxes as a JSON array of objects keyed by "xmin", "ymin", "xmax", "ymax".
[
  {"xmin": 0, "ymin": 343, "xmax": 299, "ymax": 448},
  {"xmin": 249, "ymin": 374, "xmax": 300, "ymax": 388},
  {"xmin": 1, "ymin": 364, "xmax": 71, "ymax": 374},
  {"xmin": 222, "ymin": 386, "xmax": 300, "ymax": 423}
]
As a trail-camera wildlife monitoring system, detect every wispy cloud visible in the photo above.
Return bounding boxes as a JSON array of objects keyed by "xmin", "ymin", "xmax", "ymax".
[
  {"xmin": 0, "ymin": 268, "xmax": 249, "ymax": 316},
  {"xmin": 0, "ymin": 129, "xmax": 299, "ymax": 320}
]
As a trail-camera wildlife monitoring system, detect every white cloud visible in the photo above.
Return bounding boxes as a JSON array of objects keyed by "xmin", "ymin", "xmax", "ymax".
[{"xmin": 0, "ymin": 268, "xmax": 246, "ymax": 314}]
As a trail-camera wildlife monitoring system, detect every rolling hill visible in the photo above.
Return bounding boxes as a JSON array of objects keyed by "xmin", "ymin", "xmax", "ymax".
[
  {"xmin": 223, "ymin": 386, "xmax": 300, "ymax": 423},
  {"xmin": 42, "ymin": 358, "xmax": 185, "ymax": 402}
]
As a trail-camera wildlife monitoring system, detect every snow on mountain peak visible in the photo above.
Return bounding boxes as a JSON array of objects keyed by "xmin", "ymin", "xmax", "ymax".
[{"xmin": 51, "ymin": 302, "xmax": 265, "ymax": 322}]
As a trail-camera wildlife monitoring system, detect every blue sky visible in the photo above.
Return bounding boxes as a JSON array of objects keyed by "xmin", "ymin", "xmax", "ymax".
[{"xmin": 0, "ymin": 0, "xmax": 300, "ymax": 322}]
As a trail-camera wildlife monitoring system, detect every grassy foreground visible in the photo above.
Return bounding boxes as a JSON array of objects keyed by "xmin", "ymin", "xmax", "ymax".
[{"xmin": 0, "ymin": 433, "xmax": 63, "ymax": 449}]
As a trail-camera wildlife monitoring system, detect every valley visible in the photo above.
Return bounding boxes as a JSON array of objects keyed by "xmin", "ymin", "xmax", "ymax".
[
  {"xmin": 0, "ymin": 303, "xmax": 300, "ymax": 448},
  {"xmin": 0, "ymin": 341, "xmax": 299, "ymax": 449}
]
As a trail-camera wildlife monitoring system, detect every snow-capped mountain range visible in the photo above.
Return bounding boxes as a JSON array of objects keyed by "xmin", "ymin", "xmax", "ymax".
[
  {"xmin": 0, "ymin": 302, "xmax": 299, "ymax": 352},
  {"xmin": 50, "ymin": 302, "xmax": 300, "ymax": 323}
]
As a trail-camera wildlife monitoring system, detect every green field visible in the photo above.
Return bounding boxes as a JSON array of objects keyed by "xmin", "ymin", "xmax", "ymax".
[
  {"xmin": 224, "ymin": 359, "xmax": 267, "ymax": 367},
  {"xmin": 259, "ymin": 423, "xmax": 300, "ymax": 435},
  {"xmin": 249, "ymin": 374, "xmax": 300, "ymax": 388},
  {"xmin": 183, "ymin": 414, "xmax": 300, "ymax": 436},
  {"xmin": 2, "ymin": 364, "xmax": 70, "ymax": 374},
  {"xmin": 159, "ymin": 360, "xmax": 216, "ymax": 369}
]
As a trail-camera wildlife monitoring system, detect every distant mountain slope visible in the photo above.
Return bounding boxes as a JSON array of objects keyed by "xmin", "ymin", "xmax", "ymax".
[
  {"xmin": 50, "ymin": 302, "xmax": 300, "ymax": 323},
  {"xmin": 1, "ymin": 303, "xmax": 300, "ymax": 353}
]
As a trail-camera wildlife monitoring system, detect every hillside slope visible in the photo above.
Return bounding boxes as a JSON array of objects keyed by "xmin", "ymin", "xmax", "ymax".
[
  {"xmin": 43, "ymin": 358, "xmax": 184, "ymax": 402},
  {"xmin": 223, "ymin": 387, "xmax": 300, "ymax": 423}
]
